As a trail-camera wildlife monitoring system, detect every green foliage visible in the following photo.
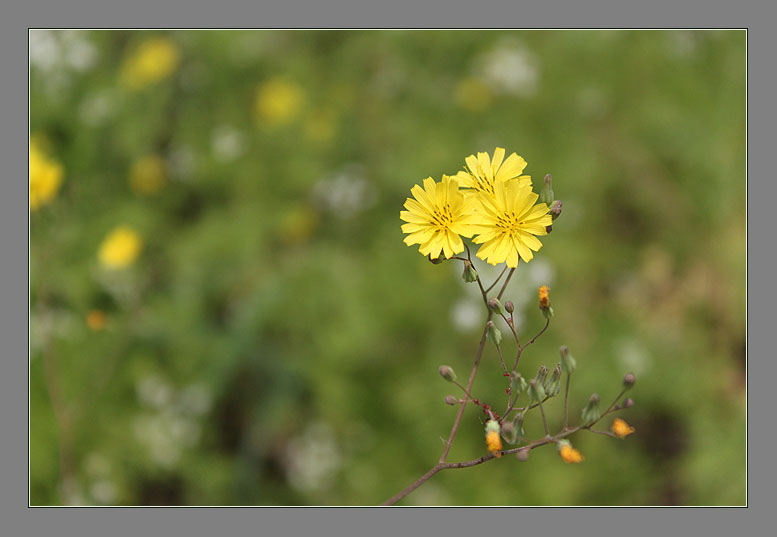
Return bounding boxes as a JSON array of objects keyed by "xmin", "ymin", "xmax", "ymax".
[{"xmin": 30, "ymin": 30, "xmax": 745, "ymax": 505}]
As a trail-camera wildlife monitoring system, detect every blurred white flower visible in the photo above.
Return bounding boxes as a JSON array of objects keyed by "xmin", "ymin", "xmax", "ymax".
[
  {"xmin": 79, "ymin": 90, "xmax": 117, "ymax": 126},
  {"xmin": 614, "ymin": 338, "xmax": 653, "ymax": 377},
  {"xmin": 476, "ymin": 40, "xmax": 540, "ymax": 98},
  {"xmin": 450, "ymin": 297, "xmax": 482, "ymax": 333},
  {"xmin": 211, "ymin": 125, "xmax": 246, "ymax": 162},
  {"xmin": 285, "ymin": 422, "xmax": 342, "ymax": 493},
  {"xmin": 89, "ymin": 479, "xmax": 117, "ymax": 505},
  {"xmin": 312, "ymin": 164, "xmax": 377, "ymax": 218},
  {"xmin": 136, "ymin": 375, "xmax": 173, "ymax": 410}
]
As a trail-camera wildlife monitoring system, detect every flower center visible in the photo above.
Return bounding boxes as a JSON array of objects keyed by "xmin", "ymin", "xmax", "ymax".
[
  {"xmin": 495, "ymin": 212, "xmax": 525, "ymax": 236},
  {"xmin": 429, "ymin": 204, "xmax": 453, "ymax": 231}
]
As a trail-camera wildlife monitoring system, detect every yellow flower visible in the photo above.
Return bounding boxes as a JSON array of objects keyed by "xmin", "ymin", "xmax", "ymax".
[
  {"xmin": 98, "ymin": 226, "xmax": 142, "ymax": 269},
  {"xmin": 484, "ymin": 419, "xmax": 503, "ymax": 457},
  {"xmin": 454, "ymin": 77, "xmax": 493, "ymax": 112},
  {"xmin": 454, "ymin": 147, "xmax": 532, "ymax": 197},
  {"xmin": 129, "ymin": 154, "xmax": 167, "ymax": 195},
  {"xmin": 558, "ymin": 441, "xmax": 584, "ymax": 464},
  {"xmin": 254, "ymin": 78, "xmax": 305, "ymax": 127},
  {"xmin": 86, "ymin": 310, "xmax": 107, "ymax": 331},
  {"xmin": 120, "ymin": 37, "xmax": 180, "ymax": 90},
  {"xmin": 471, "ymin": 180, "xmax": 552, "ymax": 267},
  {"xmin": 30, "ymin": 139, "xmax": 63, "ymax": 211},
  {"xmin": 611, "ymin": 418, "xmax": 636, "ymax": 439},
  {"xmin": 400, "ymin": 175, "xmax": 478, "ymax": 260},
  {"xmin": 486, "ymin": 430, "xmax": 503, "ymax": 457},
  {"xmin": 538, "ymin": 285, "xmax": 550, "ymax": 308}
]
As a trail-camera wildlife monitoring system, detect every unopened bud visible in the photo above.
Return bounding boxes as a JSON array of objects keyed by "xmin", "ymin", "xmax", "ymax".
[
  {"xmin": 487, "ymin": 298, "xmax": 505, "ymax": 315},
  {"xmin": 504, "ymin": 301, "xmax": 514, "ymax": 314},
  {"xmin": 581, "ymin": 393, "xmax": 601, "ymax": 425},
  {"xmin": 516, "ymin": 447, "xmax": 530, "ymax": 461},
  {"xmin": 535, "ymin": 365, "xmax": 549, "ymax": 386},
  {"xmin": 544, "ymin": 364, "xmax": 562, "ymax": 397},
  {"xmin": 559, "ymin": 345, "xmax": 577, "ymax": 375},
  {"xmin": 623, "ymin": 373, "xmax": 636, "ymax": 389},
  {"xmin": 438, "ymin": 365, "xmax": 457, "ymax": 383},
  {"xmin": 622, "ymin": 398, "xmax": 634, "ymax": 408},
  {"xmin": 461, "ymin": 260, "xmax": 478, "ymax": 283},
  {"xmin": 528, "ymin": 378, "xmax": 546, "ymax": 402},
  {"xmin": 538, "ymin": 286, "xmax": 554, "ymax": 319},
  {"xmin": 444, "ymin": 395, "xmax": 458, "ymax": 406},
  {"xmin": 510, "ymin": 372, "xmax": 528, "ymax": 395},
  {"xmin": 549, "ymin": 199, "xmax": 563, "ymax": 220},
  {"xmin": 486, "ymin": 321, "xmax": 502, "ymax": 346},
  {"xmin": 540, "ymin": 174, "xmax": 554, "ymax": 205},
  {"xmin": 500, "ymin": 421, "xmax": 517, "ymax": 444}
]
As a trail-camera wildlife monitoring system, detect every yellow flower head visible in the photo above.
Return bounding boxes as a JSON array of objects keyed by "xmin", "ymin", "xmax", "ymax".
[
  {"xmin": 98, "ymin": 226, "xmax": 142, "ymax": 269},
  {"xmin": 86, "ymin": 310, "xmax": 107, "ymax": 331},
  {"xmin": 30, "ymin": 139, "xmax": 63, "ymax": 211},
  {"xmin": 471, "ymin": 180, "xmax": 552, "ymax": 267},
  {"xmin": 454, "ymin": 147, "xmax": 532, "ymax": 197},
  {"xmin": 454, "ymin": 77, "xmax": 493, "ymax": 113},
  {"xmin": 120, "ymin": 37, "xmax": 180, "ymax": 90},
  {"xmin": 484, "ymin": 419, "xmax": 502, "ymax": 457},
  {"xmin": 538, "ymin": 285, "xmax": 550, "ymax": 308},
  {"xmin": 558, "ymin": 440, "xmax": 584, "ymax": 464},
  {"xmin": 400, "ymin": 175, "xmax": 478, "ymax": 260},
  {"xmin": 611, "ymin": 418, "xmax": 636, "ymax": 439},
  {"xmin": 254, "ymin": 78, "xmax": 305, "ymax": 127},
  {"xmin": 486, "ymin": 430, "xmax": 503, "ymax": 457},
  {"xmin": 129, "ymin": 154, "xmax": 167, "ymax": 195}
]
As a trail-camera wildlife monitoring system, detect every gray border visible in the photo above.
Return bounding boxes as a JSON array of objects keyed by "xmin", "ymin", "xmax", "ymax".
[{"xmin": 5, "ymin": 1, "xmax": 771, "ymax": 536}]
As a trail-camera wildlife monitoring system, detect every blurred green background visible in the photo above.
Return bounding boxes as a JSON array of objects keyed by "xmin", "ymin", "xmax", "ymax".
[{"xmin": 29, "ymin": 30, "xmax": 746, "ymax": 506}]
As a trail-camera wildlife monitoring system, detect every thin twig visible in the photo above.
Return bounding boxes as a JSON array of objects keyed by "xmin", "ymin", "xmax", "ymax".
[
  {"xmin": 484, "ymin": 266, "xmax": 509, "ymax": 294},
  {"xmin": 563, "ymin": 372, "xmax": 571, "ymax": 430}
]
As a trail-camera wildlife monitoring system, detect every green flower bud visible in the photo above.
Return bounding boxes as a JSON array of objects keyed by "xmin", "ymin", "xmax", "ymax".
[
  {"xmin": 549, "ymin": 199, "xmax": 563, "ymax": 220},
  {"xmin": 540, "ymin": 174, "xmax": 554, "ymax": 205},
  {"xmin": 528, "ymin": 379, "xmax": 546, "ymax": 402},
  {"xmin": 535, "ymin": 365, "xmax": 549, "ymax": 386},
  {"xmin": 486, "ymin": 321, "xmax": 502, "ymax": 346},
  {"xmin": 444, "ymin": 395, "xmax": 458, "ymax": 406},
  {"xmin": 438, "ymin": 365, "xmax": 457, "ymax": 383},
  {"xmin": 511, "ymin": 412, "xmax": 525, "ymax": 442},
  {"xmin": 510, "ymin": 372, "xmax": 528, "ymax": 395},
  {"xmin": 581, "ymin": 393, "xmax": 601, "ymax": 425},
  {"xmin": 461, "ymin": 260, "xmax": 478, "ymax": 283},
  {"xmin": 559, "ymin": 345, "xmax": 577, "ymax": 375},
  {"xmin": 487, "ymin": 298, "xmax": 505, "ymax": 315},
  {"xmin": 504, "ymin": 301, "xmax": 514, "ymax": 314},
  {"xmin": 544, "ymin": 364, "xmax": 562, "ymax": 397},
  {"xmin": 623, "ymin": 373, "xmax": 636, "ymax": 389},
  {"xmin": 500, "ymin": 421, "xmax": 517, "ymax": 444}
]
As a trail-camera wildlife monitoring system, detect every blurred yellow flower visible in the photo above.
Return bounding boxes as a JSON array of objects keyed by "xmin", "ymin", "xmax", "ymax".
[
  {"xmin": 86, "ymin": 310, "xmax": 107, "ymax": 331},
  {"xmin": 400, "ymin": 175, "xmax": 478, "ymax": 260},
  {"xmin": 120, "ymin": 37, "xmax": 180, "ymax": 90},
  {"xmin": 98, "ymin": 226, "xmax": 142, "ymax": 269},
  {"xmin": 278, "ymin": 205, "xmax": 319, "ymax": 246},
  {"xmin": 30, "ymin": 139, "xmax": 63, "ymax": 211},
  {"xmin": 611, "ymin": 418, "xmax": 636, "ymax": 439},
  {"xmin": 454, "ymin": 147, "xmax": 532, "ymax": 197},
  {"xmin": 558, "ymin": 441, "xmax": 584, "ymax": 464},
  {"xmin": 129, "ymin": 154, "xmax": 167, "ymax": 195},
  {"xmin": 471, "ymin": 180, "xmax": 552, "ymax": 266},
  {"xmin": 304, "ymin": 108, "xmax": 337, "ymax": 143},
  {"xmin": 254, "ymin": 78, "xmax": 305, "ymax": 127},
  {"xmin": 454, "ymin": 77, "xmax": 493, "ymax": 112}
]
